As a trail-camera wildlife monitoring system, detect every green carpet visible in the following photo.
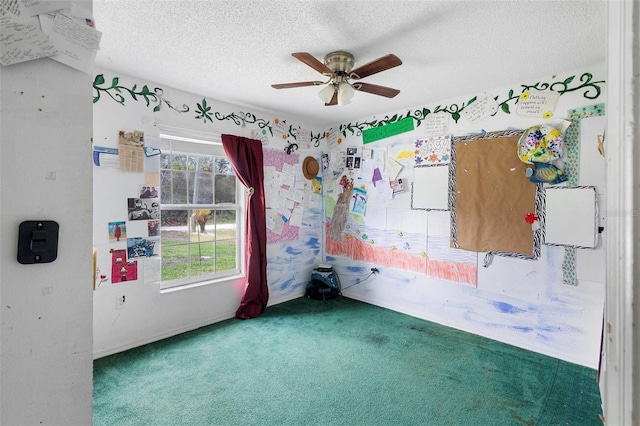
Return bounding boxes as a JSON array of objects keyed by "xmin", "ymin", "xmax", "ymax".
[{"xmin": 93, "ymin": 297, "xmax": 603, "ymax": 425}]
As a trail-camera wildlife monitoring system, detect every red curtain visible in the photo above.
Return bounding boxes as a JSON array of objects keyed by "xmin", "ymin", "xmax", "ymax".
[{"xmin": 222, "ymin": 134, "xmax": 268, "ymax": 319}]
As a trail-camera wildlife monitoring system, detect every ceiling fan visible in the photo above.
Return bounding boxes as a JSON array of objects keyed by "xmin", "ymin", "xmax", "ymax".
[{"xmin": 271, "ymin": 51, "xmax": 402, "ymax": 106}]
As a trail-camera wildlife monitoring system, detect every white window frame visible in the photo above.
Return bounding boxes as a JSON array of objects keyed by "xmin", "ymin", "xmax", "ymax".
[{"xmin": 158, "ymin": 128, "xmax": 245, "ymax": 290}]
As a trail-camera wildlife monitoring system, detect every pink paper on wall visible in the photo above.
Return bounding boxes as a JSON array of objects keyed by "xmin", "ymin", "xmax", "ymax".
[
  {"xmin": 263, "ymin": 148, "xmax": 300, "ymax": 243},
  {"xmin": 110, "ymin": 248, "xmax": 138, "ymax": 283}
]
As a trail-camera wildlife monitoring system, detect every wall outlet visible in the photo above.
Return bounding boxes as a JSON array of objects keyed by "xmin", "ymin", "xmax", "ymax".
[{"xmin": 116, "ymin": 294, "xmax": 126, "ymax": 309}]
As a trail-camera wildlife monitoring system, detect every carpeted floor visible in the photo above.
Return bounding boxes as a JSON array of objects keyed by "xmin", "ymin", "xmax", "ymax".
[{"xmin": 94, "ymin": 296, "xmax": 603, "ymax": 425}]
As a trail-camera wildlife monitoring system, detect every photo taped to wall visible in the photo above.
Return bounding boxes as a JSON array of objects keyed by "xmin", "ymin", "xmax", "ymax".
[
  {"xmin": 139, "ymin": 185, "xmax": 159, "ymax": 199},
  {"xmin": 128, "ymin": 198, "xmax": 160, "ymax": 221}
]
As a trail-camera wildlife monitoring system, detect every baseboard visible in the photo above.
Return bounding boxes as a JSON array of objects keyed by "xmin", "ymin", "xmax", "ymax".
[
  {"xmin": 94, "ymin": 294, "xmax": 305, "ymax": 359},
  {"xmin": 93, "ymin": 310, "xmax": 237, "ymax": 359},
  {"xmin": 341, "ymin": 292, "xmax": 592, "ymax": 368},
  {"xmin": 267, "ymin": 292, "xmax": 305, "ymax": 307}
]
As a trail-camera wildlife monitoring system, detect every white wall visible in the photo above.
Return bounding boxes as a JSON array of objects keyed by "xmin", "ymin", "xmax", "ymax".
[
  {"xmin": 93, "ymin": 69, "xmax": 324, "ymax": 357},
  {"xmin": 0, "ymin": 29, "xmax": 94, "ymax": 426},
  {"xmin": 94, "ymin": 65, "xmax": 608, "ymax": 369},
  {"xmin": 324, "ymin": 64, "xmax": 607, "ymax": 368}
]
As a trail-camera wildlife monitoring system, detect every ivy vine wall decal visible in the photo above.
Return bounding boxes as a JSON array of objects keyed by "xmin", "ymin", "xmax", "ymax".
[
  {"xmin": 338, "ymin": 72, "xmax": 605, "ymax": 138},
  {"xmin": 93, "ymin": 74, "xmax": 323, "ymax": 147},
  {"xmin": 93, "ymin": 72, "xmax": 605, "ymax": 146}
]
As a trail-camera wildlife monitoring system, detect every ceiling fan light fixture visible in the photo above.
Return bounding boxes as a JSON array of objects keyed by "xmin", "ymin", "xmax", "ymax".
[
  {"xmin": 324, "ymin": 51, "xmax": 355, "ymax": 74},
  {"xmin": 337, "ymin": 82, "xmax": 355, "ymax": 106},
  {"xmin": 273, "ymin": 50, "xmax": 402, "ymax": 106},
  {"xmin": 318, "ymin": 84, "xmax": 336, "ymax": 103}
]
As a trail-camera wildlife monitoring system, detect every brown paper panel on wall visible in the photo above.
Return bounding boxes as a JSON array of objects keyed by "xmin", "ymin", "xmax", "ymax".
[{"xmin": 453, "ymin": 134, "xmax": 537, "ymax": 255}]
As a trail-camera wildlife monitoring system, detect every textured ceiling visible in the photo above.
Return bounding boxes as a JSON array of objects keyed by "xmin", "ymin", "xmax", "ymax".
[{"xmin": 93, "ymin": 0, "xmax": 607, "ymax": 127}]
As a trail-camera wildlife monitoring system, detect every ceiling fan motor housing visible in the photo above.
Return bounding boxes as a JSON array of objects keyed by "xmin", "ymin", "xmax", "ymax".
[
  {"xmin": 271, "ymin": 50, "xmax": 402, "ymax": 105},
  {"xmin": 323, "ymin": 51, "xmax": 355, "ymax": 75}
]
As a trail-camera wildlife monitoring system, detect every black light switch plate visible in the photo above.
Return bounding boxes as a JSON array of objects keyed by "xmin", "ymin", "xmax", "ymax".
[{"xmin": 17, "ymin": 221, "xmax": 59, "ymax": 264}]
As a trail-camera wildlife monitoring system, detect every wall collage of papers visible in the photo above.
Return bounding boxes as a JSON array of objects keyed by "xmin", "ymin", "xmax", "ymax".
[
  {"xmin": 93, "ymin": 128, "xmax": 325, "ymax": 287},
  {"xmin": 95, "ymin": 130, "xmax": 161, "ymax": 287},
  {"xmin": 323, "ymin": 91, "xmax": 605, "ymax": 288}
]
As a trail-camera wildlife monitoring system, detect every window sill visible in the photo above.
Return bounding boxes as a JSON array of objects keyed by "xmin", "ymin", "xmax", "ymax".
[{"xmin": 160, "ymin": 273, "xmax": 245, "ymax": 294}]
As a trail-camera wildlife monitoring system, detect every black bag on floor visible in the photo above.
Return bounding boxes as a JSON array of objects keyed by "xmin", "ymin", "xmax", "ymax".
[{"xmin": 305, "ymin": 264, "xmax": 340, "ymax": 300}]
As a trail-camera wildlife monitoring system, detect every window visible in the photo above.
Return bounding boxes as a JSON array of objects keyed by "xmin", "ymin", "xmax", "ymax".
[{"xmin": 159, "ymin": 132, "xmax": 243, "ymax": 289}]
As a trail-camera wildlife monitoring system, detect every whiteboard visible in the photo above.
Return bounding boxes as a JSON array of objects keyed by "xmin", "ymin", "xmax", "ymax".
[
  {"xmin": 411, "ymin": 165, "xmax": 449, "ymax": 211},
  {"xmin": 544, "ymin": 186, "xmax": 598, "ymax": 248}
]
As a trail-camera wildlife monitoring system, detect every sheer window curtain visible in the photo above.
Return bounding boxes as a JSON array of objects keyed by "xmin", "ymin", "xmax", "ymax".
[{"xmin": 221, "ymin": 134, "xmax": 268, "ymax": 319}]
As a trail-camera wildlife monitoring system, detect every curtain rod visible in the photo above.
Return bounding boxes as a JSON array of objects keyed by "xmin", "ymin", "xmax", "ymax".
[{"xmin": 155, "ymin": 122, "xmax": 222, "ymax": 144}]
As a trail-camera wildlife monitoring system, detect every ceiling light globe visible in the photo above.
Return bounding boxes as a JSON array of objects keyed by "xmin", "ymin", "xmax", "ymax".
[
  {"xmin": 318, "ymin": 84, "xmax": 336, "ymax": 103},
  {"xmin": 337, "ymin": 82, "xmax": 355, "ymax": 106}
]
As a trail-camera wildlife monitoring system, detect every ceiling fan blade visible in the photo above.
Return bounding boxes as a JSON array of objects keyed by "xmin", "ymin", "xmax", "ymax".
[
  {"xmin": 292, "ymin": 52, "xmax": 333, "ymax": 75},
  {"xmin": 271, "ymin": 81, "xmax": 325, "ymax": 89},
  {"xmin": 349, "ymin": 54, "xmax": 402, "ymax": 79},
  {"xmin": 325, "ymin": 91, "xmax": 338, "ymax": 106},
  {"xmin": 353, "ymin": 82, "xmax": 400, "ymax": 98}
]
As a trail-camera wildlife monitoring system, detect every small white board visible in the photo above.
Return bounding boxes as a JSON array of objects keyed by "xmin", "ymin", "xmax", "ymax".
[
  {"xmin": 411, "ymin": 165, "xmax": 449, "ymax": 211},
  {"xmin": 544, "ymin": 186, "xmax": 598, "ymax": 248}
]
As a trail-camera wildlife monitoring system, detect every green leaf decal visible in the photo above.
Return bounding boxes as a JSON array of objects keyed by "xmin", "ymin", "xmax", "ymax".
[{"xmin": 91, "ymin": 71, "xmax": 602, "ymax": 150}]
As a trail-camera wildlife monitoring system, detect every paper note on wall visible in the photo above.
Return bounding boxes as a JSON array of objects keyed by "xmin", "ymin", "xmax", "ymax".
[
  {"xmin": 40, "ymin": 10, "xmax": 101, "ymax": 74},
  {"xmin": 516, "ymin": 91, "xmax": 559, "ymax": 118},
  {"xmin": 326, "ymin": 128, "xmax": 341, "ymax": 150},
  {"xmin": 118, "ymin": 130, "xmax": 145, "ymax": 172},
  {"xmin": 385, "ymin": 157, "xmax": 403, "ymax": 180},
  {"xmin": 1, "ymin": 0, "xmax": 23, "ymax": 18},
  {"xmin": 387, "ymin": 143, "xmax": 414, "ymax": 169},
  {"xmin": 93, "ymin": 146, "xmax": 119, "ymax": 167},
  {"xmin": 251, "ymin": 128, "xmax": 270, "ymax": 145},
  {"xmin": 50, "ymin": 10, "xmax": 101, "ymax": 62},
  {"xmin": 461, "ymin": 95, "xmax": 498, "ymax": 123},
  {"xmin": 271, "ymin": 118, "xmax": 287, "ymax": 139},
  {"xmin": 424, "ymin": 113, "xmax": 450, "ymax": 136},
  {"xmin": 414, "ymin": 135, "xmax": 452, "ymax": 165},
  {"xmin": 20, "ymin": 1, "xmax": 73, "ymax": 16},
  {"xmin": 295, "ymin": 127, "xmax": 311, "ymax": 149},
  {"xmin": 289, "ymin": 206, "xmax": 304, "ymax": 227},
  {"xmin": 0, "ymin": 15, "xmax": 57, "ymax": 65}
]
